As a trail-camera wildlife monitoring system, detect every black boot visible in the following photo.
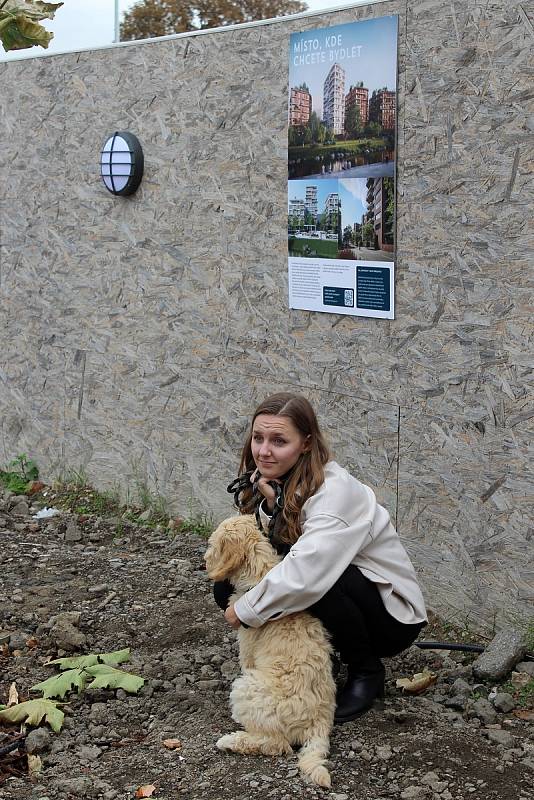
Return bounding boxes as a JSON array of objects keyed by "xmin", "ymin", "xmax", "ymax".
[{"xmin": 334, "ymin": 664, "xmax": 385, "ymax": 724}]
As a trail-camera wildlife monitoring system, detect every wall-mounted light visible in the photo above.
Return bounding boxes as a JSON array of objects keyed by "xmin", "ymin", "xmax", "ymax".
[{"xmin": 100, "ymin": 131, "xmax": 144, "ymax": 196}]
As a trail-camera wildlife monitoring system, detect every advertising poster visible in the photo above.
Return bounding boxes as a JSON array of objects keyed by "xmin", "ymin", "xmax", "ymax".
[{"xmin": 288, "ymin": 16, "xmax": 398, "ymax": 319}]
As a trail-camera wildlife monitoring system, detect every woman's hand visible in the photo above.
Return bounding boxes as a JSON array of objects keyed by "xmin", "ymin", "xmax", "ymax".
[
  {"xmin": 224, "ymin": 604, "xmax": 241, "ymax": 630},
  {"xmin": 251, "ymin": 468, "xmax": 279, "ymax": 514}
]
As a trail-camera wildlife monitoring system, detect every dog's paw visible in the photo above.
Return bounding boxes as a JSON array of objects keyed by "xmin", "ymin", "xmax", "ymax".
[
  {"xmin": 216, "ymin": 733, "xmax": 239, "ymax": 752},
  {"xmin": 304, "ymin": 765, "xmax": 331, "ymax": 789}
]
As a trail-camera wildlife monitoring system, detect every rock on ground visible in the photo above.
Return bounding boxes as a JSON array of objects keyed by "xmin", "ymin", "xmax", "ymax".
[{"xmin": 472, "ymin": 629, "xmax": 526, "ymax": 681}]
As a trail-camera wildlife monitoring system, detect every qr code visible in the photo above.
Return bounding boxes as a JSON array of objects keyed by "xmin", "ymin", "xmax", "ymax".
[{"xmin": 344, "ymin": 289, "xmax": 354, "ymax": 307}]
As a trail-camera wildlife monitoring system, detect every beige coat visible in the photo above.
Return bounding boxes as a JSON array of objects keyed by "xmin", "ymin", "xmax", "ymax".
[{"xmin": 234, "ymin": 461, "xmax": 427, "ymax": 628}]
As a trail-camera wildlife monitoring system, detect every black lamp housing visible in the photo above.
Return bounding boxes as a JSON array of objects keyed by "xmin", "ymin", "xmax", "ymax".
[{"xmin": 100, "ymin": 131, "xmax": 144, "ymax": 196}]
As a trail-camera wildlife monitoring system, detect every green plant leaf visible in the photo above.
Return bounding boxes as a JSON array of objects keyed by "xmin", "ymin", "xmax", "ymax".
[
  {"xmin": 0, "ymin": 453, "xmax": 39, "ymax": 492},
  {"xmin": 25, "ymin": 462, "xmax": 39, "ymax": 481},
  {"xmin": 0, "ymin": 698, "xmax": 64, "ymax": 732},
  {"xmin": 0, "ymin": 13, "xmax": 52, "ymax": 51},
  {"xmin": 47, "ymin": 654, "xmax": 100, "ymax": 669},
  {"xmin": 31, "ymin": 2, "xmax": 64, "ymax": 17},
  {"xmin": 0, "ymin": 2, "xmax": 63, "ymax": 52},
  {"xmin": 85, "ymin": 664, "xmax": 144, "ymax": 694},
  {"xmin": 47, "ymin": 654, "xmax": 99, "ymax": 669},
  {"xmin": 31, "ymin": 668, "xmax": 87, "ymax": 699},
  {"xmin": 98, "ymin": 648, "xmax": 131, "ymax": 666},
  {"xmin": 48, "ymin": 648, "xmax": 131, "ymax": 670},
  {"xmin": 0, "ymin": 469, "xmax": 27, "ymax": 494}
]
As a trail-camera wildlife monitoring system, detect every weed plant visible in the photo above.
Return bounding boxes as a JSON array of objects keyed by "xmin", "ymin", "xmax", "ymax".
[
  {"xmin": 41, "ymin": 463, "xmax": 214, "ymax": 536},
  {"xmin": 175, "ymin": 510, "xmax": 213, "ymax": 538},
  {"xmin": 0, "ymin": 454, "xmax": 39, "ymax": 494},
  {"xmin": 500, "ymin": 677, "xmax": 534, "ymax": 709}
]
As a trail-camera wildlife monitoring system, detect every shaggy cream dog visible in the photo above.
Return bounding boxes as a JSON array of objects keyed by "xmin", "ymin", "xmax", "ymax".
[{"xmin": 204, "ymin": 514, "xmax": 335, "ymax": 788}]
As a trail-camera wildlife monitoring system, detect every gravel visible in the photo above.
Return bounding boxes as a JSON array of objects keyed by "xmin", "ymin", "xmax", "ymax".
[{"xmin": 0, "ymin": 490, "xmax": 532, "ymax": 800}]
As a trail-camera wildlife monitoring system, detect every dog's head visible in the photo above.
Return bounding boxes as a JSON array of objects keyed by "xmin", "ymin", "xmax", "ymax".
[{"xmin": 204, "ymin": 514, "xmax": 269, "ymax": 582}]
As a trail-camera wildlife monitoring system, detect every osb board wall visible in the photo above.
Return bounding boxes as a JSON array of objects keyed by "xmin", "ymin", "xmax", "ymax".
[{"xmin": 0, "ymin": 0, "xmax": 532, "ymax": 630}]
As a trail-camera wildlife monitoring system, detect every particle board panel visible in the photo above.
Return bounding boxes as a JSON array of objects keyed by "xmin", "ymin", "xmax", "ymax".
[
  {"xmin": 398, "ymin": 404, "xmax": 534, "ymax": 627},
  {"xmin": 1, "ymin": 0, "xmax": 533, "ymax": 629}
]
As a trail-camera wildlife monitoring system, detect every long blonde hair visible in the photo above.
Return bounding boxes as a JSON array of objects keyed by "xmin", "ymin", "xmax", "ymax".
[{"xmin": 238, "ymin": 393, "xmax": 330, "ymax": 545}]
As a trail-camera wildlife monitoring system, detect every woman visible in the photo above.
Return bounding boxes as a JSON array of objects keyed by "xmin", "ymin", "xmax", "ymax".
[{"xmin": 214, "ymin": 392, "xmax": 427, "ymax": 723}]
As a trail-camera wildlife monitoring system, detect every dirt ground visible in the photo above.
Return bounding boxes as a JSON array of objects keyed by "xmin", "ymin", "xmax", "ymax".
[{"xmin": 0, "ymin": 492, "xmax": 532, "ymax": 800}]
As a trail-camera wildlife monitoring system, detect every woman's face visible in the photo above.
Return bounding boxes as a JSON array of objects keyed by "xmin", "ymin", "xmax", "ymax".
[{"xmin": 251, "ymin": 414, "xmax": 309, "ymax": 480}]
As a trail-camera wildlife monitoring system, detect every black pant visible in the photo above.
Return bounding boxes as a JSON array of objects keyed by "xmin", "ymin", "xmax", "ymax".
[
  {"xmin": 309, "ymin": 565, "xmax": 425, "ymax": 673},
  {"xmin": 213, "ymin": 565, "xmax": 425, "ymax": 673}
]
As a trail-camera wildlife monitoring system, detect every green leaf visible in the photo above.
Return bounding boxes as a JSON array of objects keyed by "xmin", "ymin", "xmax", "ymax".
[
  {"xmin": 48, "ymin": 648, "xmax": 131, "ymax": 670},
  {"xmin": 0, "ymin": 469, "xmax": 27, "ymax": 494},
  {"xmin": 25, "ymin": 462, "xmax": 39, "ymax": 481},
  {"xmin": 47, "ymin": 654, "xmax": 99, "ymax": 670},
  {"xmin": 0, "ymin": 2, "xmax": 63, "ymax": 52},
  {"xmin": 98, "ymin": 648, "xmax": 131, "ymax": 666},
  {"xmin": 85, "ymin": 664, "xmax": 144, "ymax": 694},
  {"xmin": 0, "ymin": 13, "xmax": 53, "ymax": 51},
  {"xmin": 1, "ymin": 2, "xmax": 63, "ymax": 21},
  {"xmin": 31, "ymin": 668, "xmax": 87, "ymax": 699},
  {"xmin": 0, "ymin": 698, "xmax": 64, "ymax": 732},
  {"xmin": 31, "ymin": 2, "xmax": 64, "ymax": 17}
]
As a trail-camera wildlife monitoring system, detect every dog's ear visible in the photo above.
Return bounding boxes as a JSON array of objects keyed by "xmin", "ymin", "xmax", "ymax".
[{"xmin": 204, "ymin": 525, "xmax": 246, "ymax": 582}]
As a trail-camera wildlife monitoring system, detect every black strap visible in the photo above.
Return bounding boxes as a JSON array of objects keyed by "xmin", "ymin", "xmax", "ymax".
[
  {"xmin": 226, "ymin": 472, "xmax": 288, "ymax": 555},
  {"xmin": 226, "ymin": 471, "xmax": 255, "ymax": 509}
]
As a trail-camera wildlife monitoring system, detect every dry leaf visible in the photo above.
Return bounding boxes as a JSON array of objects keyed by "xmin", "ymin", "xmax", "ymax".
[
  {"xmin": 513, "ymin": 708, "xmax": 534, "ymax": 721},
  {"xmin": 28, "ymin": 754, "xmax": 42, "ymax": 775},
  {"xmin": 396, "ymin": 669, "xmax": 437, "ymax": 694},
  {"xmin": 8, "ymin": 682, "xmax": 19, "ymax": 707},
  {"xmin": 28, "ymin": 481, "xmax": 45, "ymax": 495},
  {"xmin": 162, "ymin": 738, "xmax": 182, "ymax": 750},
  {"xmin": 135, "ymin": 786, "xmax": 156, "ymax": 798}
]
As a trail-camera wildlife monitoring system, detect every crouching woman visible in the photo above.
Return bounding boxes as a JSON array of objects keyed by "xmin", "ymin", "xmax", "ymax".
[{"xmin": 214, "ymin": 392, "xmax": 427, "ymax": 723}]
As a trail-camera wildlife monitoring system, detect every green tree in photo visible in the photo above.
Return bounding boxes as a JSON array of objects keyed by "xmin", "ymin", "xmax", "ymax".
[
  {"xmin": 307, "ymin": 111, "xmax": 324, "ymax": 145},
  {"xmin": 326, "ymin": 210, "xmax": 338, "ymax": 233},
  {"xmin": 304, "ymin": 209, "xmax": 315, "ymax": 228},
  {"xmin": 344, "ymin": 104, "xmax": 362, "ymax": 140},
  {"xmin": 288, "ymin": 124, "xmax": 306, "ymax": 146},
  {"xmin": 365, "ymin": 121, "xmax": 382, "ymax": 138},
  {"xmin": 382, "ymin": 177, "xmax": 394, "ymax": 245},
  {"xmin": 342, "ymin": 225, "xmax": 353, "ymax": 247},
  {"xmin": 288, "ymin": 214, "xmax": 301, "ymax": 232},
  {"xmin": 361, "ymin": 220, "xmax": 374, "ymax": 248}
]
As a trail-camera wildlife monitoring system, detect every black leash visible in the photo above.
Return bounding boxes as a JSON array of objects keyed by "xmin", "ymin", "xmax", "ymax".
[
  {"xmin": 415, "ymin": 641, "xmax": 484, "ymax": 654},
  {"xmin": 415, "ymin": 641, "xmax": 534, "ymax": 660},
  {"xmin": 226, "ymin": 472, "xmax": 287, "ymax": 552}
]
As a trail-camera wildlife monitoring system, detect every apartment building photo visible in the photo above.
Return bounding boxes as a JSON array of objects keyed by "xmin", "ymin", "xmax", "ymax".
[
  {"xmin": 323, "ymin": 64, "xmax": 346, "ymax": 135},
  {"xmin": 369, "ymin": 89, "xmax": 396, "ymax": 131},
  {"xmin": 289, "ymin": 86, "xmax": 312, "ymax": 127},
  {"xmin": 345, "ymin": 83, "xmax": 369, "ymax": 127}
]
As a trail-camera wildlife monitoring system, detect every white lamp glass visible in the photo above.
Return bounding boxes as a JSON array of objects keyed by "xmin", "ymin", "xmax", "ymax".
[{"xmin": 100, "ymin": 132, "xmax": 144, "ymax": 196}]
